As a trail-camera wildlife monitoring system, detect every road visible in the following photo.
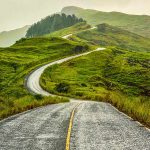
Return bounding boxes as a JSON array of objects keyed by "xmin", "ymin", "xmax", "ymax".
[
  {"xmin": 0, "ymin": 101, "xmax": 150, "ymax": 150},
  {"xmin": 26, "ymin": 47, "xmax": 105, "ymax": 96}
]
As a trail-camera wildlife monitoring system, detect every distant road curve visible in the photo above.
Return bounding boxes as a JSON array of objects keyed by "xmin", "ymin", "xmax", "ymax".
[
  {"xmin": 62, "ymin": 26, "xmax": 97, "ymax": 39},
  {"xmin": 26, "ymin": 26, "xmax": 100, "ymax": 96},
  {"xmin": 26, "ymin": 47, "xmax": 105, "ymax": 96}
]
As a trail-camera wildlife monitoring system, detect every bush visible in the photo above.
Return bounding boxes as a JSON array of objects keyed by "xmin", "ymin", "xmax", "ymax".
[
  {"xmin": 72, "ymin": 45, "xmax": 89, "ymax": 54},
  {"xmin": 34, "ymin": 94, "xmax": 43, "ymax": 100},
  {"xmin": 55, "ymin": 82, "xmax": 70, "ymax": 93}
]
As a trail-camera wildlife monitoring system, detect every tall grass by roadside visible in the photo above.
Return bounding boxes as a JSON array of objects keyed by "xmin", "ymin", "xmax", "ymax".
[
  {"xmin": 79, "ymin": 92, "xmax": 150, "ymax": 127},
  {"xmin": 0, "ymin": 95, "xmax": 69, "ymax": 120}
]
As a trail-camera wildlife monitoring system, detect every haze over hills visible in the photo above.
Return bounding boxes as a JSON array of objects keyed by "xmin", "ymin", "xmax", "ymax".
[
  {"xmin": 0, "ymin": 25, "xmax": 30, "ymax": 47},
  {"xmin": 61, "ymin": 6, "xmax": 150, "ymax": 38},
  {"xmin": 1, "ymin": 5, "xmax": 150, "ymax": 47}
]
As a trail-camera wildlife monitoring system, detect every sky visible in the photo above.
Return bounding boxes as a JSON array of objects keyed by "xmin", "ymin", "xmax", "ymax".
[{"xmin": 0, "ymin": 0, "xmax": 150, "ymax": 32}]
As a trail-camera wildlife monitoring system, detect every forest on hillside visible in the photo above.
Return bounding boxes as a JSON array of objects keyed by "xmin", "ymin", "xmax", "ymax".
[{"xmin": 26, "ymin": 13, "xmax": 85, "ymax": 37}]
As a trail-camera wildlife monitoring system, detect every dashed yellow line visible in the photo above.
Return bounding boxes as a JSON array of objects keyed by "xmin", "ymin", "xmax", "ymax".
[{"xmin": 66, "ymin": 103, "xmax": 81, "ymax": 150}]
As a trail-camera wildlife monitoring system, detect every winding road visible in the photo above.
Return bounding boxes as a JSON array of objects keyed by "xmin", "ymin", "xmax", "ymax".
[{"xmin": 0, "ymin": 29, "xmax": 150, "ymax": 150}]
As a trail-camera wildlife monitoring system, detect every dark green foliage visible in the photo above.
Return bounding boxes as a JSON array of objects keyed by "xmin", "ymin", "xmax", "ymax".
[
  {"xmin": 26, "ymin": 13, "xmax": 85, "ymax": 37},
  {"xmin": 72, "ymin": 45, "xmax": 89, "ymax": 53},
  {"xmin": 34, "ymin": 94, "xmax": 43, "ymax": 100},
  {"xmin": 55, "ymin": 82, "xmax": 70, "ymax": 93}
]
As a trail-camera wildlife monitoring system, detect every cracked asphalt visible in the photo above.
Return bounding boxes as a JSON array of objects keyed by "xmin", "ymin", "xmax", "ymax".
[{"xmin": 0, "ymin": 101, "xmax": 150, "ymax": 150}]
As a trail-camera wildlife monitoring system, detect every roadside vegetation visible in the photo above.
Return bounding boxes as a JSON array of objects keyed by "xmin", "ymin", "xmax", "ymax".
[
  {"xmin": 0, "ymin": 95, "xmax": 68, "ymax": 119},
  {"xmin": 40, "ymin": 47, "xmax": 150, "ymax": 127},
  {"xmin": 0, "ymin": 36, "xmax": 90, "ymax": 119}
]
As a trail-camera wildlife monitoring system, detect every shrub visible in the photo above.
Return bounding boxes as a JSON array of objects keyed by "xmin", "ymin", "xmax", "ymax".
[
  {"xmin": 55, "ymin": 82, "xmax": 70, "ymax": 93},
  {"xmin": 34, "ymin": 94, "xmax": 43, "ymax": 100}
]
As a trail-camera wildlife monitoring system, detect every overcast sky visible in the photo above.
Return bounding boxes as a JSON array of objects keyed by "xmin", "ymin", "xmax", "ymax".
[{"xmin": 0, "ymin": 0, "xmax": 150, "ymax": 32}]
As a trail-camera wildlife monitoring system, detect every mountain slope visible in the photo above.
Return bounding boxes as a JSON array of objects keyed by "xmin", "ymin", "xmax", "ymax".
[
  {"xmin": 46, "ymin": 22, "xmax": 91, "ymax": 37},
  {"xmin": 0, "ymin": 25, "xmax": 30, "ymax": 47},
  {"xmin": 72, "ymin": 23, "xmax": 150, "ymax": 52},
  {"xmin": 61, "ymin": 6, "xmax": 150, "ymax": 38}
]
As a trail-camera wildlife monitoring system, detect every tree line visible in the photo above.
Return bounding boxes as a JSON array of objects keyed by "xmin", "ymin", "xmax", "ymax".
[{"xmin": 26, "ymin": 13, "xmax": 85, "ymax": 37}]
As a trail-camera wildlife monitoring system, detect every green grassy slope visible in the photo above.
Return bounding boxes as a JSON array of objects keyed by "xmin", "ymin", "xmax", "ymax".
[
  {"xmin": 45, "ymin": 22, "xmax": 91, "ymax": 37},
  {"xmin": 73, "ymin": 24, "xmax": 150, "ymax": 52},
  {"xmin": 0, "ymin": 25, "xmax": 30, "ymax": 47},
  {"xmin": 0, "ymin": 36, "xmax": 90, "ymax": 119},
  {"xmin": 40, "ymin": 47, "xmax": 150, "ymax": 127},
  {"xmin": 61, "ymin": 6, "xmax": 150, "ymax": 38}
]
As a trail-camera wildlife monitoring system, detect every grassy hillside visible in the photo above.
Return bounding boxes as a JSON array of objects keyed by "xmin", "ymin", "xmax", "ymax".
[
  {"xmin": 62, "ymin": 6, "xmax": 150, "ymax": 38},
  {"xmin": 0, "ymin": 25, "xmax": 30, "ymax": 47},
  {"xmin": 40, "ymin": 47, "xmax": 150, "ymax": 127},
  {"xmin": 46, "ymin": 22, "xmax": 91, "ymax": 37},
  {"xmin": 0, "ymin": 36, "xmax": 90, "ymax": 119},
  {"xmin": 73, "ymin": 24, "xmax": 150, "ymax": 52}
]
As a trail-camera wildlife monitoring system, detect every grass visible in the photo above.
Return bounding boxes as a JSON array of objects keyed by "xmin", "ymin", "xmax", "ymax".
[
  {"xmin": 45, "ymin": 22, "xmax": 91, "ymax": 37},
  {"xmin": 0, "ymin": 95, "xmax": 69, "ymax": 120},
  {"xmin": 40, "ymin": 47, "xmax": 150, "ymax": 127},
  {"xmin": 0, "ymin": 36, "xmax": 91, "ymax": 119},
  {"xmin": 75, "ymin": 24, "xmax": 150, "ymax": 52}
]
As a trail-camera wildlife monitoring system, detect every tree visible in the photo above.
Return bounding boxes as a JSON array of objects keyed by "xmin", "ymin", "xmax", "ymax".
[{"xmin": 26, "ymin": 14, "xmax": 85, "ymax": 37}]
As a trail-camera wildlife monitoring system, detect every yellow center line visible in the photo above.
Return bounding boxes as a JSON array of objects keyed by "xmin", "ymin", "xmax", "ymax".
[{"xmin": 66, "ymin": 103, "xmax": 81, "ymax": 150}]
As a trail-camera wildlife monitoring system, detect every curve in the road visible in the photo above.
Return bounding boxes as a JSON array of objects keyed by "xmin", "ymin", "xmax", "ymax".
[
  {"xmin": 26, "ymin": 47, "xmax": 105, "ymax": 96},
  {"xmin": 26, "ymin": 26, "xmax": 101, "ymax": 96}
]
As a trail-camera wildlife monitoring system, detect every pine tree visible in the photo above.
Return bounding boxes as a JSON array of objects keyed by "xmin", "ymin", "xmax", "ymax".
[{"xmin": 26, "ymin": 14, "xmax": 85, "ymax": 37}]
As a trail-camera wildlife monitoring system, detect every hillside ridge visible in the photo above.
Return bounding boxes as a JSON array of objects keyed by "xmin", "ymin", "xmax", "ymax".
[{"xmin": 61, "ymin": 6, "xmax": 150, "ymax": 38}]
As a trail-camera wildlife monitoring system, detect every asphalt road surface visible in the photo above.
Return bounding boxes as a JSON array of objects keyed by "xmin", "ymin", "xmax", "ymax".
[{"xmin": 0, "ymin": 101, "xmax": 150, "ymax": 150}]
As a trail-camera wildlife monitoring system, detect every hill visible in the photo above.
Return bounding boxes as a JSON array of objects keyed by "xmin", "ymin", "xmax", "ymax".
[
  {"xmin": 0, "ymin": 36, "xmax": 90, "ymax": 119},
  {"xmin": 26, "ymin": 13, "xmax": 85, "ymax": 37},
  {"xmin": 72, "ymin": 23, "xmax": 150, "ymax": 52},
  {"xmin": 0, "ymin": 25, "xmax": 30, "ymax": 47},
  {"xmin": 46, "ymin": 22, "xmax": 91, "ymax": 37},
  {"xmin": 61, "ymin": 6, "xmax": 150, "ymax": 38}
]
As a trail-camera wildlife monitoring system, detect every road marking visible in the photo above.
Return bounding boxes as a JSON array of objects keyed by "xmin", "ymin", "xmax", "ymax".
[{"xmin": 66, "ymin": 103, "xmax": 81, "ymax": 150}]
